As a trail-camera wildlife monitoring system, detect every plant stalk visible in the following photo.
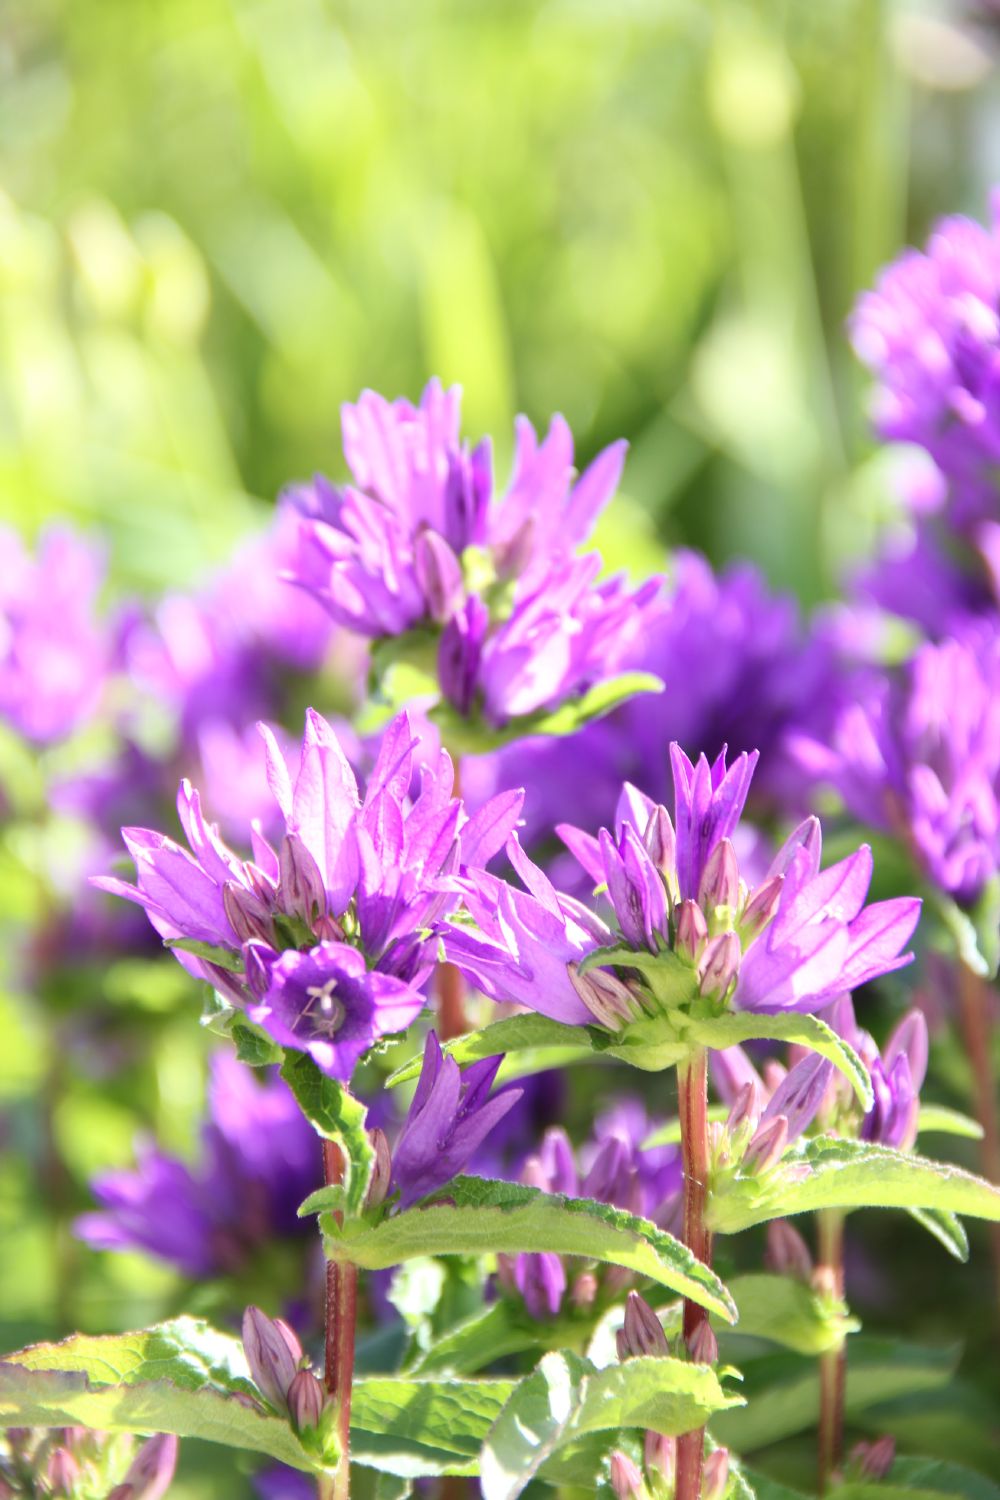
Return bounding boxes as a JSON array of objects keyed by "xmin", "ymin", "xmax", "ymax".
[
  {"xmin": 817, "ymin": 1209, "xmax": 846, "ymax": 1494},
  {"xmin": 676, "ymin": 1047, "xmax": 711, "ymax": 1500},
  {"xmin": 322, "ymin": 1138, "xmax": 357, "ymax": 1500},
  {"xmin": 957, "ymin": 961, "xmax": 1000, "ymax": 1306}
]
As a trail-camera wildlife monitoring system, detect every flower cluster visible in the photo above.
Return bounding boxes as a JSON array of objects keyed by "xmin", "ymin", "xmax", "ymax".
[
  {"xmin": 96, "ymin": 708, "xmax": 521, "ymax": 1077},
  {"xmin": 285, "ymin": 381, "xmax": 661, "ymax": 726},
  {"xmin": 0, "ymin": 1427, "xmax": 177, "ymax": 1500},
  {"xmin": 448, "ymin": 744, "xmax": 920, "ymax": 1028}
]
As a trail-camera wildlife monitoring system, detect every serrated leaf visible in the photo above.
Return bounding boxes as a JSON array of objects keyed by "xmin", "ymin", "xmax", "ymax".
[
  {"xmin": 480, "ymin": 1350, "xmax": 742, "ymax": 1500},
  {"xmin": 231, "ymin": 1021, "xmax": 284, "ymax": 1067},
  {"xmin": 578, "ymin": 944, "xmax": 699, "ymax": 1011},
  {"xmin": 311, "ymin": 1177, "xmax": 736, "ymax": 1322},
  {"xmin": 385, "ymin": 1014, "xmax": 589, "ymax": 1089},
  {"xmin": 908, "ymin": 1207, "xmax": 969, "ymax": 1261},
  {"xmin": 0, "ymin": 1320, "xmax": 315, "ymax": 1471},
  {"xmin": 706, "ymin": 1137, "xmax": 1000, "ymax": 1234},
  {"xmin": 918, "ymin": 1105, "xmax": 984, "ymax": 1140},
  {"xmin": 165, "ymin": 937, "xmax": 243, "ymax": 972},
  {"xmin": 351, "ymin": 1375, "xmax": 517, "ymax": 1478},
  {"xmin": 281, "ymin": 1051, "xmax": 374, "ymax": 1216},
  {"xmin": 685, "ymin": 1011, "xmax": 873, "ymax": 1110},
  {"xmin": 722, "ymin": 1273, "xmax": 858, "ymax": 1356}
]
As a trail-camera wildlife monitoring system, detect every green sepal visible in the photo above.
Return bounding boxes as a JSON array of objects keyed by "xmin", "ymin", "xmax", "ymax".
[{"xmin": 165, "ymin": 937, "xmax": 243, "ymax": 972}]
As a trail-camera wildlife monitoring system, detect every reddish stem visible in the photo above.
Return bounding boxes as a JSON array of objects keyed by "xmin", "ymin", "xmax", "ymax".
[
  {"xmin": 676, "ymin": 1049, "xmax": 711, "ymax": 1500},
  {"xmin": 817, "ymin": 1210, "xmax": 846, "ymax": 1494},
  {"xmin": 957, "ymin": 962, "xmax": 1000, "ymax": 1307},
  {"xmin": 322, "ymin": 1140, "xmax": 357, "ymax": 1500}
]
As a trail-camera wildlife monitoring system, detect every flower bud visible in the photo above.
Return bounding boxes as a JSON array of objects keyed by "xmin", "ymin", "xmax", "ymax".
[
  {"xmin": 698, "ymin": 931, "xmax": 741, "ymax": 1001},
  {"xmin": 571, "ymin": 1271, "xmax": 599, "ymax": 1311},
  {"xmin": 744, "ymin": 1114, "xmax": 789, "ymax": 1174},
  {"xmin": 414, "ymin": 529, "xmax": 465, "ymax": 623},
  {"xmin": 114, "ymin": 1433, "xmax": 179, "ymax": 1500},
  {"xmin": 687, "ymin": 1318, "xmax": 718, "ymax": 1365},
  {"xmin": 288, "ymin": 1370, "xmax": 327, "ymax": 1436},
  {"xmin": 244, "ymin": 939, "xmax": 278, "ymax": 1000},
  {"xmin": 765, "ymin": 1219, "xmax": 813, "ymax": 1282},
  {"xmin": 618, "ymin": 1291, "xmax": 669, "ymax": 1359},
  {"xmin": 852, "ymin": 1435, "xmax": 895, "ymax": 1480},
  {"xmin": 609, "ymin": 1451, "xmax": 645, "ymax": 1499},
  {"xmin": 278, "ymin": 833, "xmax": 327, "ymax": 928},
  {"xmin": 725, "ymin": 1082, "xmax": 760, "ymax": 1139},
  {"xmin": 675, "ymin": 899, "xmax": 708, "ymax": 962},
  {"xmin": 223, "ymin": 881, "xmax": 274, "ymax": 945},
  {"xmin": 762, "ymin": 1060, "xmax": 786, "ymax": 1095},
  {"xmin": 703, "ymin": 1447, "xmax": 730, "ymax": 1500},
  {"xmin": 644, "ymin": 1431, "xmax": 676, "ymax": 1483},
  {"xmin": 364, "ymin": 1128, "xmax": 392, "ymax": 1209},
  {"xmin": 567, "ymin": 963, "xmax": 638, "ymax": 1031},
  {"xmin": 739, "ymin": 873, "xmax": 784, "ymax": 941},
  {"xmin": 884, "ymin": 1009, "xmax": 929, "ymax": 1093},
  {"xmin": 313, "ymin": 911, "xmax": 346, "ymax": 942},
  {"xmin": 242, "ymin": 1305, "xmax": 302, "ymax": 1413},
  {"xmin": 698, "ymin": 838, "xmax": 740, "ymax": 913},
  {"xmin": 643, "ymin": 805, "xmax": 676, "ymax": 880},
  {"xmin": 46, "ymin": 1448, "xmax": 80, "ymax": 1496}
]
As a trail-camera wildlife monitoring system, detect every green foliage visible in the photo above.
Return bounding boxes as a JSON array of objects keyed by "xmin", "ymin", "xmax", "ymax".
[
  {"xmin": 281, "ymin": 1051, "xmax": 374, "ymax": 1216},
  {"xmin": 351, "ymin": 1375, "xmax": 516, "ymax": 1479},
  {"xmin": 723, "ymin": 1273, "xmax": 858, "ymax": 1357},
  {"xmin": 430, "ymin": 673, "xmax": 665, "ymax": 755},
  {"xmin": 385, "ymin": 1013, "xmax": 590, "ymax": 1088},
  {"xmin": 480, "ymin": 1350, "xmax": 742, "ymax": 1500},
  {"xmin": 309, "ymin": 1175, "xmax": 737, "ymax": 1321}
]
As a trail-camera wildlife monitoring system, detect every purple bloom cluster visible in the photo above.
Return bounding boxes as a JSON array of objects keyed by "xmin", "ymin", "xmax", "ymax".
[
  {"xmin": 796, "ymin": 629, "xmax": 1000, "ymax": 905},
  {"xmin": 97, "ymin": 708, "xmax": 521, "ymax": 1077},
  {"xmin": 447, "ymin": 745, "xmax": 920, "ymax": 1026},
  {"xmin": 75, "ymin": 1054, "xmax": 318, "ymax": 1277},
  {"xmin": 285, "ymin": 381, "xmax": 660, "ymax": 726}
]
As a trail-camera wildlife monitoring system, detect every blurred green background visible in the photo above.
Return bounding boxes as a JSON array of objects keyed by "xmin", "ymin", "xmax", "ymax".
[{"xmin": 2, "ymin": 0, "xmax": 1000, "ymax": 1492}]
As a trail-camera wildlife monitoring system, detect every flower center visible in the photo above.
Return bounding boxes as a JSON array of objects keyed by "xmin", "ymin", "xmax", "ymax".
[{"xmin": 303, "ymin": 978, "xmax": 346, "ymax": 1036}]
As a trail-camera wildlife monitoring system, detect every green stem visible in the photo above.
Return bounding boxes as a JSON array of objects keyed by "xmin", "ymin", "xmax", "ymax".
[
  {"xmin": 322, "ymin": 1140, "xmax": 357, "ymax": 1500},
  {"xmin": 817, "ymin": 1209, "xmax": 846, "ymax": 1494},
  {"xmin": 676, "ymin": 1048, "xmax": 711, "ymax": 1500}
]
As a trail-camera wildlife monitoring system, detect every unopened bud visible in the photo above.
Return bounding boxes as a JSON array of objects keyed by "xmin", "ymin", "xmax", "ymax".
[
  {"xmin": 703, "ymin": 1447, "xmax": 730, "ymax": 1500},
  {"xmin": 852, "ymin": 1435, "xmax": 895, "ymax": 1480},
  {"xmin": 675, "ymin": 899, "xmax": 708, "ymax": 962},
  {"xmin": 414, "ymin": 529, "xmax": 465, "ymax": 623},
  {"xmin": 619, "ymin": 1291, "xmax": 669, "ymax": 1359},
  {"xmin": 698, "ymin": 838, "xmax": 740, "ymax": 913},
  {"xmin": 739, "ymin": 873, "xmax": 784, "ymax": 941},
  {"xmin": 567, "ymin": 963, "xmax": 638, "ymax": 1031},
  {"xmin": 364, "ymin": 1128, "xmax": 392, "ymax": 1209},
  {"xmin": 644, "ymin": 805, "xmax": 676, "ymax": 879},
  {"xmin": 244, "ymin": 939, "xmax": 278, "ymax": 1000},
  {"xmin": 765, "ymin": 1219, "xmax": 813, "ymax": 1282},
  {"xmin": 223, "ymin": 881, "xmax": 274, "ymax": 945},
  {"xmin": 687, "ymin": 1318, "xmax": 718, "ymax": 1365},
  {"xmin": 698, "ymin": 931, "xmax": 741, "ymax": 1000},
  {"xmin": 884, "ymin": 1009, "xmax": 929, "ymax": 1093},
  {"xmin": 744, "ymin": 1114, "xmax": 789, "ymax": 1174},
  {"xmin": 571, "ymin": 1271, "xmax": 599, "ymax": 1311},
  {"xmin": 47, "ymin": 1449, "xmax": 80, "ymax": 1496},
  {"xmin": 762, "ymin": 1060, "xmax": 786, "ymax": 1095},
  {"xmin": 725, "ymin": 1082, "xmax": 760, "ymax": 1139},
  {"xmin": 609, "ymin": 1450, "xmax": 645, "ymax": 1499},
  {"xmin": 114, "ymin": 1433, "xmax": 179, "ymax": 1500},
  {"xmin": 279, "ymin": 833, "xmax": 327, "ymax": 928},
  {"xmin": 313, "ymin": 911, "xmax": 346, "ymax": 942},
  {"xmin": 242, "ymin": 1306, "xmax": 302, "ymax": 1412},
  {"xmin": 644, "ymin": 1431, "xmax": 676, "ymax": 1484},
  {"xmin": 288, "ymin": 1370, "xmax": 327, "ymax": 1436}
]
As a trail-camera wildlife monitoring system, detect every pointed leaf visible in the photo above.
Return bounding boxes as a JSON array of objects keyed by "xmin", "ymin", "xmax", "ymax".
[
  {"xmin": 907, "ymin": 1207, "xmax": 969, "ymax": 1262},
  {"xmin": 281, "ymin": 1051, "xmax": 374, "ymax": 1216},
  {"xmin": 351, "ymin": 1375, "xmax": 517, "ymax": 1479},
  {"xmin": 386, "ymin": 1014, "xmax": 590, "ymax": 1088},
  {"xmin": 722, "ymin": 1273, "xmax": 858, "ymax": 1356},
  {"xmin": 918, "ymin": 1106, "xmax": 984, "ymax": 1141},
  {"xmin": 165, "ymin": 938, "xmax": 242, "ymax": 972},
  {"xmin": 685, "ymin": 1011, "xmax": 873, "ymax": 1110}
]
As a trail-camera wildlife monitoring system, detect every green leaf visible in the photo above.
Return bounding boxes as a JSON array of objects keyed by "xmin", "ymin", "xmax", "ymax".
[
  {"xmin": 918, "ymin": 1105, "xmax": 984, "ymax": 1140},
  {"xmin": 480, "ymin": 1350, "xmax": 742, "ymax": 1500},
  {"xmin": 706, "ymin": 1137, "xmax": 1000, "ymax": 1234},
  {"xmin": 408, "ymin": 1301, "xmax": 588, "ymax": 1378},
  {"xmin": 835, "ymin": 1458, "xmax": 1000, "ymax": 1500},
  {"xmin": 0, "ymin": 1319, "xmax": 316, "ymax": 1472},
  {"xmin": 908, "ymin": 1207, "xmax": 969, "ymax": 1261},
  {"xmin": 722, "ymin": 1273, "xmax": 858, "ymax": 1356},
  {"xmin": 931, "ymin": 879, "xmax": 1000, "ymax": 979},
  {"xmin": 430, "ymin": 673, "xmax": 664, "ymax": 756},
  {"xmin": 165, "ymin": 937, "xmax": 243, "ymax": 972},
  {"xmin": 713, "ymin": 1336, "xmax": 957, "ymax": 1451},
  {"xmin": 385, "ymin": 1014, "xmax": 590, "ymax": 1089},
  {"xmin": 281, "ymin": 1051, "xmax": 374, "ymax": 1216},
  {"xmin": 351, "ymin": 1375, "xmax": 517, "ymax": 1479},
  {"xmin": 684, "ymin": 1011, "xmax": 873, "ymax": 1110},
  {"xmin": 312, "ymin": 1177, "xmax": 737, "ymax": 1322},
  {"xmin": 231, "ymin": 1020, "xmax": 284, "ymax": 1067}
]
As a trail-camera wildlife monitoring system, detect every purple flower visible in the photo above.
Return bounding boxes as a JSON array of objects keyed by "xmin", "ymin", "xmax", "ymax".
[
  {"xmin": 75, "ymin": 1054, "xmax": 318, "ymax": 1277},
  {"xmin": 0, "ymin": 526, "xmax": 115, "ymax": 743},
  {"xmin": 97, "ymin": 709, "xmax": 522, "ymax": 1074},
  {"xmin": 391, "ymin": 1032, "xmax": 523, "ymax": 1208},
  {"xmin": 794, "ymin": 630, "xmax": 1000, "ymax": 906},
  {"xmin": 832, "ymin": 995, "xmax": 928, "ymax": 1151},
  {"xmin": 285, "ymin": 381, "xmax": 661, "ymax": 727}
]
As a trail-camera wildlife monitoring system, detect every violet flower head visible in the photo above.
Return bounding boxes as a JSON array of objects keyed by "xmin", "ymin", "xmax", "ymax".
[
  {"xmin": 96, "ymin": 708, "xmax": 522, "ymax": 1076},
  {"xmin": 285, "ymin": 381, "xmax": 661, "ymax": 727},
  {"xmin": 452, "ymin": 743, "xmax": 919, "ymax": 1029},
  {"xmin": 832, "ymin": 995, "xmax": 928, "ymax": 1151},
  {"xmin": 795, "ymin": 631, "xmax": 1000, "ymax": 906},
  {"xmin": 392, "ymin": 1031, "xmax": 523, "ymax": 1208},
  {"xmin": 75, "ymin": 1054, "xmax": 317, "ymax": 1277},
  {"xmin": 0, "ymin": 526, "xmax": 114, "ymax": 744}
]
